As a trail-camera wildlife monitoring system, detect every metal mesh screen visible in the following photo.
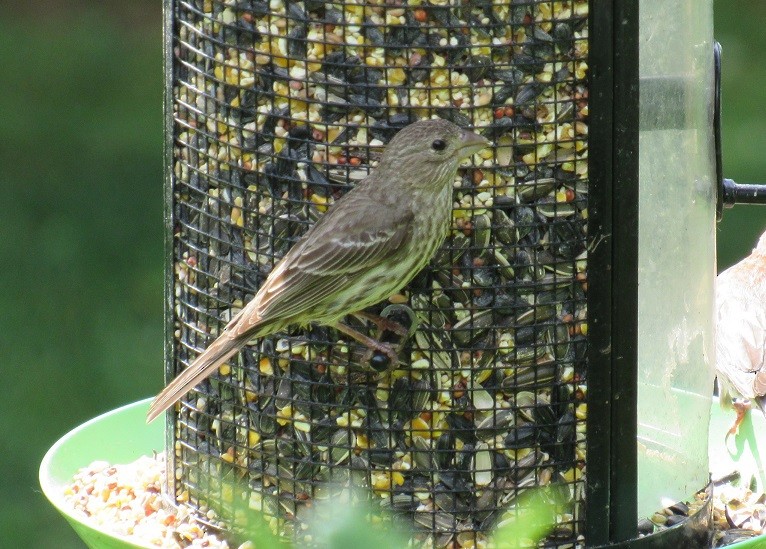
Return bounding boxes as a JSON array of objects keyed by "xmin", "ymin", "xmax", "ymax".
[{"xmin": 169, "ymin": 0, "xmax": 589, "ymax": 546}]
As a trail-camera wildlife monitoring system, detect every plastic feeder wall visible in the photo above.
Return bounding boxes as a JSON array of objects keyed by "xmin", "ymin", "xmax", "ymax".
[{"xmin": 163, "ymin": 0, "xmax": 717, "ymax": 546}]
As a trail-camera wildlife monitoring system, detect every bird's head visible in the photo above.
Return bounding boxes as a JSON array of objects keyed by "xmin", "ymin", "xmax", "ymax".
[{"xmin": 378, "ymin": 118, "xmax": 489, "ymax": 187}]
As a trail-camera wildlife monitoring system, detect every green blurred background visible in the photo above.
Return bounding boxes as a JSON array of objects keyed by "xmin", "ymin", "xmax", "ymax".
[{"xmin": 1, "ymin": 1, "xmax": 763, "ymax": 547}]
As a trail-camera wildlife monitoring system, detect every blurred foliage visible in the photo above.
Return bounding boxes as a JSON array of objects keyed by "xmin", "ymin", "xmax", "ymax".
[
  {"xmin": 215, "ymin": 481, "xmax": 551, "ymax": 549},
  {"xmin": 1, "ymin": 1, "xmax": 762, "ymax": 548},
  {"xmin": 1, "ymin": 3, "xmax": 162, "ymax": 548},
  {"xmin": 490, "ymin": 491, "xmax": 556, "ymax": 549}
]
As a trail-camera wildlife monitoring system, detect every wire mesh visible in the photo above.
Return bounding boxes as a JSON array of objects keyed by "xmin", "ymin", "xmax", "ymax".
[{"xmin": 169, "ymin": 0, "xmax": 589, "ymax": 546}]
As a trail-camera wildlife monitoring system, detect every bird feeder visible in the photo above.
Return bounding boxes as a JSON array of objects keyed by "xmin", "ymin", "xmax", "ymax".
[{"xmin": 162, "ymin": 0, "xmax": 766, "ymax": 547}]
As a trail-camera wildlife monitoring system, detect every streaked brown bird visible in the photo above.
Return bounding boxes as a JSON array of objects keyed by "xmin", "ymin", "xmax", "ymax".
[
  {"xmin": 147, "ymin": 118, "xmax": 488, "ymax": 422},
  {"xmin": 716, "ymin": 229, "xmax": 766, "ymax": 437}
]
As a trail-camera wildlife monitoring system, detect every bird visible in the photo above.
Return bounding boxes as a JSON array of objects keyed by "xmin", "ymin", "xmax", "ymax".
[
  {"xmin": 147, "ymin": 118, "xmax": 489, "ymax": 422},
  {"xmin": 716, "ymin": 229, "xmax": 766, "ymax": 438}
]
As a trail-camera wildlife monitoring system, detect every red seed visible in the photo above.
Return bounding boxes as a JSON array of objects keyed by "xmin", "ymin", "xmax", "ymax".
[{"xmin": 413, "ymin": 8, "xmax": 427, "ymax": 22}]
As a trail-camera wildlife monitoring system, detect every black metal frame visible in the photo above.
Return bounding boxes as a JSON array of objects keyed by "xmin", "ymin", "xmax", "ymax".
[{"xmin": 586, "ymin": 0, "xmax": 639, "ymax": 544}]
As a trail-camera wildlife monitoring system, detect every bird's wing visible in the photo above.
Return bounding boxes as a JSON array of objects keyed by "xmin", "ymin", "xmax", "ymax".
[
  {"xmin": 148, "ymin": 192, "xmax": 415, "ymax": 422},
  {"xmin": 233, "ymin": 193, "xmax": 415, "ymax": 334},
  {"xmin": 716, "ymin": 276, "xmax": 766, "ymax": 399}
]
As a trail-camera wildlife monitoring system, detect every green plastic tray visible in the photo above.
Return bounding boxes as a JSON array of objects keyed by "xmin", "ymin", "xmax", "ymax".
[{"xmin": 39, "ymin": 399, "xmax": 163, "ymax": 549}]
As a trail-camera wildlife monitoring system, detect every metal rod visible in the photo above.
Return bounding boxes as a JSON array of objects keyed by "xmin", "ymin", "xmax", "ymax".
[{"xmin": 722, "ymin": 178, "xmax": 766, "ymax": 207}]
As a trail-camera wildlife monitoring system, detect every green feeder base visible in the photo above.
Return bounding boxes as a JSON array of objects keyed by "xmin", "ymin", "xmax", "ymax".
[{"xmin": 40, "ymin": 398, "xmax": 766, "ymax": 548}]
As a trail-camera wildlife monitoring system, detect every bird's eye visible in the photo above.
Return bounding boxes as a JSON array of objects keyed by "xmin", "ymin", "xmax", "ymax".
[{"xmin": 431, "ymin": 139, "xmax": 447, "ymax": 151}]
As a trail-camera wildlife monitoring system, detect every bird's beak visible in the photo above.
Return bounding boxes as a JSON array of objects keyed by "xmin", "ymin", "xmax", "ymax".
[{"xmin": 457, "ymin": 129, "xmax": 490, "ymax": 158}]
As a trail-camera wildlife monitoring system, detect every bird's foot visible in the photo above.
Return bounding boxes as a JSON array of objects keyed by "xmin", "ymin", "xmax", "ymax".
[
  {"xmin": 725, "ymin": 400, "xmax": 752, "ymax": 445},
  {"xmin": 333, "ymin": 321, "xmax": 400, "ymax": 370},
  {"xmin": 353, "ymin": 311, "xmax": 409, "ymax": 337}
]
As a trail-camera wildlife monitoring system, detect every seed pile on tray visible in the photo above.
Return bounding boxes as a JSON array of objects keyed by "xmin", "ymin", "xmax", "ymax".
[
  {"xmin": 712, "ymin": 482, "xmax": 766, "ymax": 547},
  {"xmin": 63, "ymin": 456, "xmax": 247, "ymax": 549},
  {"xmin": 171, "ymin": 0, "xmax": 589, "ymax": 546}
]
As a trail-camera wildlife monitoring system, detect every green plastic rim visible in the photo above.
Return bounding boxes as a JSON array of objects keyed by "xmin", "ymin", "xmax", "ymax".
[{"xmin": 39, "ymin": 399, "xmax": 163, "ymax": 549}]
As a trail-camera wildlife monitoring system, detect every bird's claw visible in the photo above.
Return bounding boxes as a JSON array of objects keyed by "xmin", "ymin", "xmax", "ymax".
[
  {"xmin": 332, "ymin": 321, "xmax": 402, "ymax": 371},
  {"xmin": 724, "ymin": 400, "xmax": 751, "ymax": 453},
  {"xmin": 354, "ymin": 311, "xmax": 409, "ymax": 337}
]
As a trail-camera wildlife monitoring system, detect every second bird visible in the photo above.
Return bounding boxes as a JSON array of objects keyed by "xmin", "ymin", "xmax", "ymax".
[{"xmin": 147, "ymin": 118, "xmax": 489, "ymax": 422}]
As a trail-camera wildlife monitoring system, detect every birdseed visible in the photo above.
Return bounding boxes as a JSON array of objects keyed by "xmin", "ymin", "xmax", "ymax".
[
  {"xmin": 712, "ymin": 481, "xmax": 766, "ymax": 547},
  {"xmin": 62, "ymin": 455, "xmax": 250, "ymax": 549}
]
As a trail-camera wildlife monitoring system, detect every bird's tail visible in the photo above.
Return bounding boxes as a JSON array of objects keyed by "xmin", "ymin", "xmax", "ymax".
[{"xmin": 146, "ymin": 331, "xmax": 248, "ymax": 423}]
